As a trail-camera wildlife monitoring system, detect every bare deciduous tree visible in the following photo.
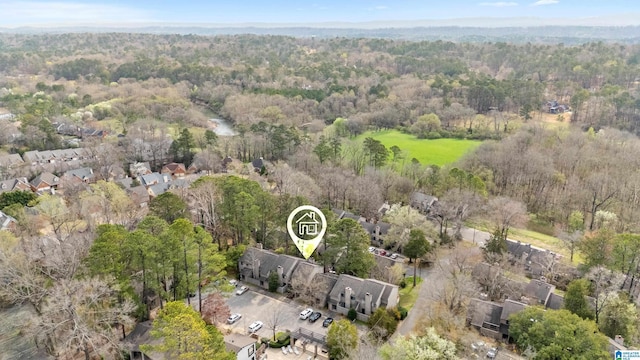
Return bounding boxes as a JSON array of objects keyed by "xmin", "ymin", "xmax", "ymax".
[
  {"xmin": 487, "ymin": 197, "xmax": 527, "ymax": 240},
  {"xmin": 201, "ymin": 293, "xmax": 230, "ymax": 326},
  {"xmin": 265, "ymin": 307, "xmax": 286, "ymax": 341},
  {"xmin": 586, "ymin": 266, "xmax": 624, "ymax": 324},
  {"xmin": 431, "ymin": 246, "xmax": 479, "ymax": 314},
  {"xmin": 34, "ymin": 277, "xmax": 135, "ymax": 360}
]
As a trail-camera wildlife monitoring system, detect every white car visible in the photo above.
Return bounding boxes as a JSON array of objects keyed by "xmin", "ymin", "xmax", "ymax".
[
  {"xmin": 236, "ymin": 286, "xmax": 249, "ymax": 295},
  {"xmin": 486, "ymin": 347, "xmax": 498, "ymax": 359},
  {"xmin": 299, "ymin": 308, "xmax": 314, "ymax": 320},
  {"xmin": 390, "ymin": 253, "xmax": 398, "ymax": 259},
  {"xmin": 248, "ymin": 321, "xmax": 263, "ymax": 333},
  {"xmin": 227, "ymin": 313, "xmax": 242, "ymax": 324},
  {"xmin": 368, "ymin": 246, "xmax": 375, "ymax": 253},
  {"xmin": 229, "ymin": 279, "xmax": 239, "ymax": 287}
]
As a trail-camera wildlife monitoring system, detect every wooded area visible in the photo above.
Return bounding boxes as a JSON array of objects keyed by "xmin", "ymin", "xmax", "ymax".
[{"xmin": 1, "ymin": 32, "xmax": 640, "ymax": 359}]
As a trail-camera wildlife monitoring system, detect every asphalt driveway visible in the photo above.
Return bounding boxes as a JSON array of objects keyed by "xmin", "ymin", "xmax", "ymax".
[{"xmin": 222, "ymin": 287, "xmax": 331, "ymax": 340}]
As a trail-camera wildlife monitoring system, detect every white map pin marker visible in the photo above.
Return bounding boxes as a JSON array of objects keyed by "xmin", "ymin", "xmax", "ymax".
[{"xmin": 287, "ymin": 205, "xmax": 327, "ymax": 259}]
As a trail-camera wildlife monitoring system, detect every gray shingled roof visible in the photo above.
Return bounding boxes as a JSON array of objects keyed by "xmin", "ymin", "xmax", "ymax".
[
  {"xmin": 468, "ymin": 298, "xmax": 502, "ymax": 328},
  {"xmin": 243, "ymin": 248, "xmax": 302, "ymax": 279},
  {"xmin": 148, "ymin": 182, "xmax": 170, "ymax": 196},
  {"xmin": 410, "ymin": 192, "xmax": 438, "ymax": 207},
  {"xmin": 64, "ymin": 167, "xmax": 94, "ymax": 181},
  {"xmin": 31, "ymin": 172, "xmax": 59, "ymax": 188},
  {"xmin": 0, "ymin": 154, "xmax": 24, "ymax": 167},
  {"xmin": 524, "ymin": 279, "xmax": 554, "ymax": 306},
  {"xmin": 140, "ymin": 172, "xmax": 168, "ymax": 187},
  {"xmin": 500, "ymin": 299, "xmax": 527, "ymax": 323},
  {"xmin": 224, "ymin": 333, "xmax": 255, "ymax": 353},
  {"xmin": 547, "ymin": 293, "xmax": 564, "ymax": 310},
  {"xmin": 0, "ymin": 177, "xmax": 29, "ymax": 193},
  {"xmin": 329, "ymin": 274, "xmax": 365, "ymax": 306}
]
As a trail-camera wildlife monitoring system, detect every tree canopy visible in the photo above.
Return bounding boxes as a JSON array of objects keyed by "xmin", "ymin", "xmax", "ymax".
[{"xmin": 509, "ymin": 307, "xmax": 610, "ymax": 359}]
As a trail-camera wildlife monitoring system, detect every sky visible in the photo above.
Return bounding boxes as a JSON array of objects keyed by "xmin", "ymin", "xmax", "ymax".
[{"xmin": 1, "ymin": 0, "xmax": 639, "ymax": 27}]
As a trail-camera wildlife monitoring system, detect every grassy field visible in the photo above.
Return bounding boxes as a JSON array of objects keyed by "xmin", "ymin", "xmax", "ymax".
[{"xmin": 357, "ymin": 130, "xmax": 482, "ymax": 166}]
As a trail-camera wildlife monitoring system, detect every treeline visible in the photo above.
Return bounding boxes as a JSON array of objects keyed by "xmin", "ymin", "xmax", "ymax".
[{"xmin": 1, "ymin": 33, "xmax": 640, "ymax": 136}]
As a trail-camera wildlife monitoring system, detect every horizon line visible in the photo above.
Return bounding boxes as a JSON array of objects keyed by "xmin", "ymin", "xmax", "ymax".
[{"xmin": 3, "ymin": 14, "xmax": 640, "ymax": 30}]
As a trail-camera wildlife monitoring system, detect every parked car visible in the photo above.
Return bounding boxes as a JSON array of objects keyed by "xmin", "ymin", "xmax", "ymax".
[
  {"xmin": 486, "ymin": 347, "xmax": 498, "ymax": 359},
  {"xmin": 322, "ymin": 317, "xmax": 334, "ymax": 327},
  {"xmin": 309, "ymin": 312, "xmax": 322, "ymax": 323},
  {"xmin": 248, "ymin": 321, "xmax": 263, "ymax": 333},
  {"xmin": 227, "ymin": 313, "xmax": 242, "ymax": 324},
  {"xmin": 368, "ymin": 246, "xmax": 375, "ymax": 253},
  {"xmin": 236, "ymin": 285, "xmax": 249, "ymax": 295},
  {"xmin": 471, "ymin": 341, "xmax": 485, "ymax": 351},
  {"xmin": 390, "ymin": 253, "xmax": 398, "ymax": 259},
  {"xmin": 229, "ymin": 279, "xmax": 239, "ymax": 287},
  {"xmin": 378, "ymin": 250, "xmax": 387, "ymax": 256},
  {"xmin": 300, "ymin": 308, "xmax": 314, "ymax": 320}
]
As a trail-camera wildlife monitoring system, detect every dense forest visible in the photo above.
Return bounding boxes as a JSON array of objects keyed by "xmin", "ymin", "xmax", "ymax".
[{"xmin": 1, "ymin": 32, "xmax": 640, "ymax": 359}]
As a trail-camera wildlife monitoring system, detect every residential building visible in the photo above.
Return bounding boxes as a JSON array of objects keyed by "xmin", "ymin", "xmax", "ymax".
[
  {"xmin": 238, "ymin": 247, "xmax": 300, "ymax": 293},
  {"xmin": 140, "ymin": 172, "xmax": 170, "ymax": 188},
  {"xmin": 467, "ymin": 298, "xmax": 527, "ymax": 341},
  {"xmin": 22, "ymin": 148, "xmax": 89, "ymax": 166},
  {"xmin": 0, "ymin": 177, "xmax": 30, "ymax": 194},
  {"xmin": 0, "ymin": 154, "xmax": 24, "ymax": 169},
  {"xmin": 128, "ymin": 185, "xmax": 151, "ymax": 207},
  {"xmin": 129, "ymin": 162, "xmax": 152, "ymax": 179},
  {"xmin": 224, "ymin": 333, "xmax": 257, "ymax": 360},
  {"xmin": 409, "ymin": 192, "xmax": 438, "ymax": 214},
  {"xmin": 289, "ymin": 261, "xmax": 337, "ymax": 308},
  {"xmin": 62, "ymin": 167, "xmax": 95, "ymax": 185},
  {"xmin": 30, "ymin": 172, "xmax": 60, "ymax": 193},
  {"xmin": 327, "ymin": 274, "xmax": 399, "ymax": 321},
  {"xmin": 161, "ymin": 162, "xmax": 186, "ymax": 178},
  {"xmin": 0, "ymin": 210, "xmax": 17, "ymax": 231},
  {"xmin": 333, "ymin": 209, "xmax": 390, "ymax": 247}
]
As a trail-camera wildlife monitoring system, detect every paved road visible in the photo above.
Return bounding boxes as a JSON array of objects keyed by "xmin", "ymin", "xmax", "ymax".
[
  {"xmin": 459, "ymin": 226, "xmax": 491, "ymax": 246},
  {"xmin": 395, "ymin": 262, "xmax": 435, "ymax": 336},
  {"xmin": 395, "ymin": 226, "xmax": 488, "ymax": 336}
]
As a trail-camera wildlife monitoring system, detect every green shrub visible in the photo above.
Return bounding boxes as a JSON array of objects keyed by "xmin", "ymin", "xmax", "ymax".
[
  {"xmin": 268, "ymin": 271, "xmax": 279, "ymax": 292},
  {"xmin": 399, "ymin": 280, "xmax": 406, "ymax": 289},
  {"xmin": 268, "ymin": 336, "xmax": 290, "ymax": 348},
  {"xmin": 277, "ymin": 332, "xmax": 290, "ymax": 343},
  {"xmin": 347, "ymin": 308, "xmax": 357, "ymax": 321},
  {"xmin": 397, "ymin": 306, "xmax": 408, "ymax": 320},
  {"xmin": 426, "ymin": 131, "xmax": 442, "ymax": 139}
]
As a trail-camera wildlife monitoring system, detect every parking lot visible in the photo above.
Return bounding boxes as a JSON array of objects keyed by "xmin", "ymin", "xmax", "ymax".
[{"xmin": 222, "ymin": 287, "xmax": 332, "ymax": 340}]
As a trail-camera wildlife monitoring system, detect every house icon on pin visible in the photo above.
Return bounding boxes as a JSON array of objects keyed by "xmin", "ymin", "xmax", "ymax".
[{"xmin": 296, "ymin": 211, "xmax": 320, "ymax": 236}]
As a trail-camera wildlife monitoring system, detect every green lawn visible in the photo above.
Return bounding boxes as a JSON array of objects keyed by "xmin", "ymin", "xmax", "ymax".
[
  {"xmin": 356, "ymin": 130, "xmax": 482, "ymax": 166},
  {"xmin": 399, "ymin": 276, "xmax": 423, "ymax": 311}
]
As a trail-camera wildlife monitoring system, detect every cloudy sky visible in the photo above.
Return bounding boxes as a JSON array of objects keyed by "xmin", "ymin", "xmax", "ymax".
[{"xmin": 1, "ymin": 0, "xmax": 638, "ymax": 27}]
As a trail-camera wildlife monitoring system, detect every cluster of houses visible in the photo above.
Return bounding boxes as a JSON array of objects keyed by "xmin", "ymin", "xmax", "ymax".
[
  {"xmin": 468, "ymin": 240, "xmax": 628, "ymax": 355},
  {"xmin": 239, "ymin": 246, "xmax": 400, "ymax": 322}
]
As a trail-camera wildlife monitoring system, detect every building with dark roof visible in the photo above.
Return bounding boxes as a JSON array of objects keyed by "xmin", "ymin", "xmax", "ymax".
[
  {"xmin": 327, "ymin": 274, "xmax": 399, "ymax": 321},
  {"xmin": 62, "ymin": 167, "xmax": 95, "ymax": 185},
  {"xmin": 523, "ymin": 279, "xmax": 555, "ymax": 306},
  {"xmin": 333, "ymin": 208, "xmax": 391, "ymax": 247},
  {"xmin": 409, "ymin": 192, "xmax": 438, "ymax": 214},
  {"xmin": 238, "ymin": 247, "xmax": 301, "ymax": 293}
]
